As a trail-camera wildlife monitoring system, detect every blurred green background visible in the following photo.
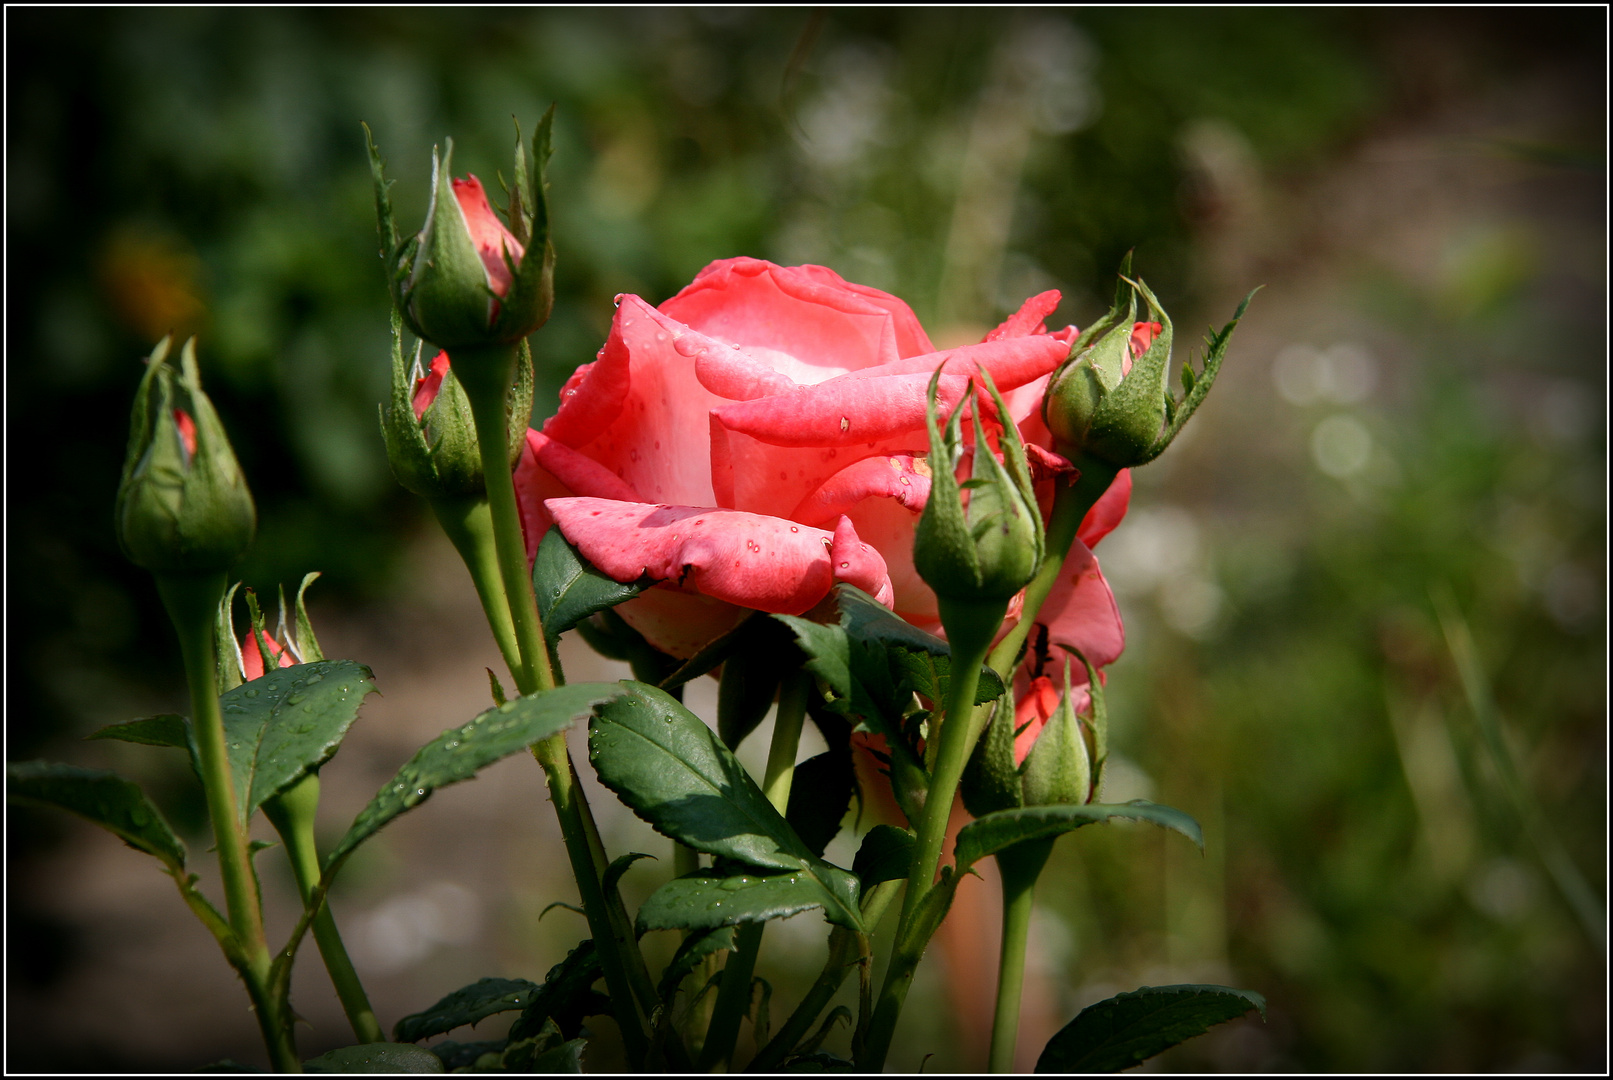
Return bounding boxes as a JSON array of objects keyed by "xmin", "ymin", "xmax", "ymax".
[{"xmin": 7, "ymin": 7, "xmax": 1604, "ymax": 1072}]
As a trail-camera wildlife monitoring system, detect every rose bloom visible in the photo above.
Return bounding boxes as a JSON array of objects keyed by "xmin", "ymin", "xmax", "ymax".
[{"xmin": 514, "ymin": 257, "xmax": 1130, "ymax": 679}]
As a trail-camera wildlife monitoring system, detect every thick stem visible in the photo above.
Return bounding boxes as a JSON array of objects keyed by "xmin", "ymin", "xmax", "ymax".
[
  {"xmin": 158, "ymin": 573, "xmax": 300, "ymax": 1071},
  {"xmin": 456, "ymin": 345, "xmax": 554, "ymax": 696},
  {"xmin": 862, "ymin": 596, "xmax": 1005, "ymax": 1072},
  {"xmin": 263, "ymin": 775, "xmax": 384, "ymax": 1044},
  {"xmin": 700, "ymin": 669, "xmax": 811, "ymax": 1070},
  {"xmin": 429, "ymin": 494, "xmax": 523, "ymax": 682},
  {"xmin": 988, "ymin": 840, "xmax": 1054, "ymax": 1073},
  {"xmin": 986, "ymin": 457, "xmax": 1119, "ymax": 684},
  {"xmin": 531, "ymin": 734, "xmax": 652, "ymax": 1067}
]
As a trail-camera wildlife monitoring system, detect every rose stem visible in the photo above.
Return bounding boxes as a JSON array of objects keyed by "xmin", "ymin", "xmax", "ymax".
[
  {"xmin": 749, "ymin": 878, "xmax": 901, "ymax": 1072},
  {"xmin": 457, "ymin": 344, "xmax": 652, "ymax": 1066},
  {"xmin": 157, "ymin": 571, "xmax": 300, "ymax": 1072},
  {"xmin": 262, "ymin": 774, "xmax": 384, "ymax": 1044},
  {"xmin": 698, "ymin": 667, "xmax": 812, "ymax": 1071},
  {"xmin": 859, "ymin": 596, "xmax": 1006, "ymax": 1072},
  {"xmin": 428, "ymin": 493, "xmax": 523, "ymax": 681},
  {"xmin": 987, "ymin": 838, "xmax": 1054, "ymax": 1072}
]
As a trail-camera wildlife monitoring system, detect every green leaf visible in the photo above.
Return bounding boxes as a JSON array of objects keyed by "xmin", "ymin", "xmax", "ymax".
[
  {"xmin": 219, "ymin": 659, "xmax": 376, "ymax": 828},
  {"xmin": 394, "ymin": 977, "xmax": 540, "ymax": 1043},
  {"xmin": 657, "ymin": 612, "xmax": 761, "ymax": 691},
  {"xmin": 328, "ymin": 683, "xmax": 622, "ymax": 869},
  {"xmin": 835, "ymin": 584, "xmax": 1005, "ymax": 704},
  {"xmin": 784, "ymin": 1051, "xmax": 855, "ymax": 1072},
  {"xmin": 534, "ymin": 526, "xmax": 648, "ymax": 644},
  {"xmin": 1034, "ymin": 984, "xmax": 1266, "ymax": 1073},
  {"xmin": 525, "ymin": 1038, "xmax": 586, "ymax": 1073},
  {"xmin": 509, "ymin": 939, "xmax": 609, "ymax": 1040},
  {"xmin": 304, "ymin": 1043, "xmax": 445, "ymax": 1073},
  {"xmin": 785, "ymin": 749, "xmax": 855, "ymax": 858},
  {"xmin": 852, "ymin": 825, "xmax": 916, "ymax": 893},
  {"xmin": 717, "ymin": 617, "xmax": 799, "ymax": 750},
  {"xmin": 86, "ymin": 714, "xmax": 192, "ymax": 753},
  {"xmin": 637, "ymin": 870, "xmax": 859, "ymax": 933},
  {"xmin": 657, "ymin": 925, "xmax": 735, "ymax": 1000},
  {"xmin": 293, "ymin": 572, "xmax": 327, "ymax": 662},
  {"xmin": 602, "ymin": 850, "xmax": 656, "ymax": 895},
  {"xmin": 7, "ymin": 761, "xmax": 185, "ymax": 872},
  {"xmin": 955, "ymin": 801, "xmax": 1203, "ymax": 871},
  {"xmin": 426, "ymin": 1040, "xmax": 507, "ymax": 1072},
  {"xmin": 587, "ymin": 682, "xmax": 863, "ymax": 929}
]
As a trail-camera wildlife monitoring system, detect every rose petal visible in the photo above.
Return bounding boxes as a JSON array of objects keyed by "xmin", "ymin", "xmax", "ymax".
[
  {"xmin": 842, "ymin": 334, "xmax": 1069, "ymax": 394},
  {"xmin": 1017, "ymin": 540, "xmax": 1124, "ymax": 670},
  {"xmin": 662, "ymin": 257, "xmax": 902, "ymax": 381},
  {"xmin": 451, "ymin": 175, "xmax": 523, "ymax": 298},
  {"xmin": 546, "ymin": 497, "xmax": 857, "ymax": 616},
  {"xmin": 544, "ymin": 296, "xmax": 724, "ymax": 506},
  {"xmin": 1076, "ymin": 469, "xmax": 1131, "ymax": 550},
  {"xmin": 788, "ymin": 454, "xmax": 932, "ymax": 528},
  {"xmin": 1012, "ymin": 674, "xmax": 1092, "ymax": 766},
  {"xmin": 986, "ymin": 290, "xmax": 1062, "ymax": 342},
  {"xmin": 613, "ymin": 586, "xmax": 749, "ymax": 660},
  {"xmin": 412, "ymin": 351, "xmax": 451, "ymax": 419},
  {"xmin": 830, "ymin": 515, "xmax": 894, "ymax": 607}
]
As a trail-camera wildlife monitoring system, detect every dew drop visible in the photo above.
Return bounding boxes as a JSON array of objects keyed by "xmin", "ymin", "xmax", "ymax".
[
  {"xmin": 286, "ymin": 693, "xmax": 305, "ymax": 706},
  {"xmin": 243, "ymin": 689, "xmax": 259, "ymax": 699},
  {"xmin": 720, "ymin": 876, "xmax": 750, "ymax": 891},
  {"xmin": 499, "ymin": 701, "xmax": 516, "ymax": 713},
  {"xmin": 304, "ymin": 673, "xmax": 323, "ymax": 684}
]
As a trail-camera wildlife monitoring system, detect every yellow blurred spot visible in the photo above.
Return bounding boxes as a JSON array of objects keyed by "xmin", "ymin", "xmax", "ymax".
[{"xmin": 98, "ymin": 228, "xmax": 206, "ymax": 343}]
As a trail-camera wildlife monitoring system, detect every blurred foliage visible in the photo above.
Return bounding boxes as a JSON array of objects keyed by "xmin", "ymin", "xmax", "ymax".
[{"xmin": 6, "ymin": 6, "xmax": 1603, "ymax": 1073}]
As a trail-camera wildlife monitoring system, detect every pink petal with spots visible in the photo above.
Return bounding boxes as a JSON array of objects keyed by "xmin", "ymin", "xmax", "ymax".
[
  {"xmin": 613, "ymin": 586, "xmax": 750, "ymax": 660},
  {"xmin": 830, "ymin": 515, "xmax": 894, "ymax": 608},
  {"xmin": 546, "ymin": 497, "xmax": 879, "ymax": 617},
  {"xmin": 788, "ymin": 454, "xmax": 932, "ymax": 528},
  {"xmin": 1009, "ymin": 540, "xmax": 1124, "ymax": 671}
]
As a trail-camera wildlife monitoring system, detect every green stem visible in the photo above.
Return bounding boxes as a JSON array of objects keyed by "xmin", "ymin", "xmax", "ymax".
[
  {"xmin": 987, "ymin": 840, "xmax": 1053, "ymax": 1072},
  {"xmin": 749, "ymin": 878, "xmax": 900, "ymax": 1073},
  {"xmin": 698, "ymin": 668, "xmax": 811, "ymax": 1071},
  {"xmin": 986, "ymin": 457, "xmax": 1118, "ymax": 685},
  {"xmin": 861, "ymin": 596, "xmax": 1005, "ymax": 1072},
  {"xmin": 531, "ymin": 734, "xmax": 652, "ymax": 1068},
  {"xmin": 429, "ymin": 494, "xmax": 523, "ymax": 682},
  {"xmin": 263, "ymin": 774, "xmax": 384, "ymax": 1044},
  {"xmin": 158, "ymin": 572, "xmax": 300, "ymax": 1072},
  {"xmin": 455, "ymin": 344, "xmax": 554, "ymax": 696}
]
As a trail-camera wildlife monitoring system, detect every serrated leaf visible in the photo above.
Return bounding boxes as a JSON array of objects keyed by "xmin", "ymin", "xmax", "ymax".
[
  {"xmin": 86, "ymin": 714, "xmax": 193, "ymax": 753},
  {"xmin": 219, "ymin": 660, "xmax": 376, "ymax": 827},
  {"xmin": 534, "ymin": 526, "xmax": 648, "ymax": 644},
  {"xmin": 955, "ymin": 801, "xmax": 1202, "ymax": 871},
  {"xmin": 851, "ymin": 825, "xmax": 916, "ymax": 893},
  {"xmin": 657, "ymin": 925, "xmax": 735, "ymax": 1000},
  {"xmin": 834, "ymin": 584, "xmax": 1005, "ymax": 704},
  {"xmin": 394, "ymin": 977, "xmax": 540, "ymax": 1043},
  {"xmin": 785, "ymin": 749, "xmax": 855, "ymax": 858},
  {"xmin": 328, "ymin": 683, "xmax": 622, "ymax": 869},
  {"xmin": 588, "ymin": 682, "xmax": 863, "ymax": 930},
  {"xmin": 637, "ymin": 870, "xmax": 859, "ymax": 932},
  {"xmin": 602, "ymin": 851, "xmax": 656, "ymax": 895},
  {"xmin": 509, "ymin": 939, "xmax": 609, "ymax": 1041},
  {"xmin": 1034, "ymin": 984, "xmax": 1266, "ymax": 1073},
  {"xmin": 304, "ymin": 1043, "xmax": 445, "ymax": 1073},
  {"xmin": 7, "ymin": 761, "xmax": 185, "ymax": 872}
]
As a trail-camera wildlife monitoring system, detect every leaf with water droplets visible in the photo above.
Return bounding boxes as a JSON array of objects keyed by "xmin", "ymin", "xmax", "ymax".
[
  {"xmin": 393, "ymin": 977, "xmax": 540, "ymax": 1043},
  {"xmin": 218, "ymin": 659, "xmax": 377, "ymax": 829},
  {"xmin": 636, "ymin": 869, "xmax": 852, "ymax": 932},
  {"xmin": 327, "ymin": 683, "xmax": 625, "ymax": 871},
  {"xmin": 533, "ymin": 525, "xmax": 650, "ymax": 645},
  {"xmin": 7, "ymin": 761, "xmax": 185, "ymax": 873},
  {"xmin": 1034, "ymin": 984, "xmax": 1265, "ymax": 1073},
  {"xmin": 588, "ymin": 682, "xmax": 863, "ymax": 930}
]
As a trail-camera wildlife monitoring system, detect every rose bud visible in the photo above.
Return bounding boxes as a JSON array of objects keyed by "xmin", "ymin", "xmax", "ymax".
[
  {"xmin": 1044, "ymin": 269, "xmax": 1175, "ymax": 468},
  {"xmin": 115, "ymin": 336, "xmax": 256, "ymax": 574},
  {"xmin": 1017, "ymin": 671, "xmax": 1095, "ymax": 807},
  {"xmin": 365, "ymin": 109, "xmax": 556, "ymax": 354},
  {"xmin": 378, "ymin": 311, "xmax": 534, "ymax": 499},
  {"xmin": 914, "ymin": 366, "xmax": 1045, "ymax": 605}
]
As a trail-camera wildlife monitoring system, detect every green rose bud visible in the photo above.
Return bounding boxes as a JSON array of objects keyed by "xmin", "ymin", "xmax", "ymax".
[
  {"xmin": 378, "ymin": 311, "xmax": 534, "ymax": 499},
  {"xmin": 115, "ymin": 337, "xmax": 256, "ymax": 574},
  {"xmin": 1018, "ymin": 673, "xmax": 1094, "ymax": 808},
  {"xmin": 913, "ymin": 366, "xmax": 1045, "ymax": 604},
  {"xmin": 1045, "ymin": 257, "xmax": 1257, "ymax": 469},
  {"xmin": 365, "ymin": 109, "xmax": 556, "ymax": 353}
]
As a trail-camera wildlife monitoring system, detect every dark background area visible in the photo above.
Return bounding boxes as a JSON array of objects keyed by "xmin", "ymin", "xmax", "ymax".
[{"xmin": 7, "ymin": 8, "xmax": 1605, "ymax": 1072}]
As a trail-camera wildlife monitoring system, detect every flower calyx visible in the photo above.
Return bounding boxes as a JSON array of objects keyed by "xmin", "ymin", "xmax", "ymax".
[
  {"xmin": 913, "ymin": 365, "xmax": 1045, "ymax": 605},
  {"xmin": 365, "ymin": 108, "xmax": 556, "ymax": 353},
  {"xmin": 378, "ymin": 311, "xmax": 534, "ymax": 499},
  {"xmin": 115, "ymin": 336, "xmax": 256, "ymax": 574}
]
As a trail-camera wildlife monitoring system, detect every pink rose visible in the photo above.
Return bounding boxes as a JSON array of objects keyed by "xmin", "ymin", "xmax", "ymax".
[{"xmin": 514, "ymin": 257, "xmax": 1127, "ymax": 663}]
